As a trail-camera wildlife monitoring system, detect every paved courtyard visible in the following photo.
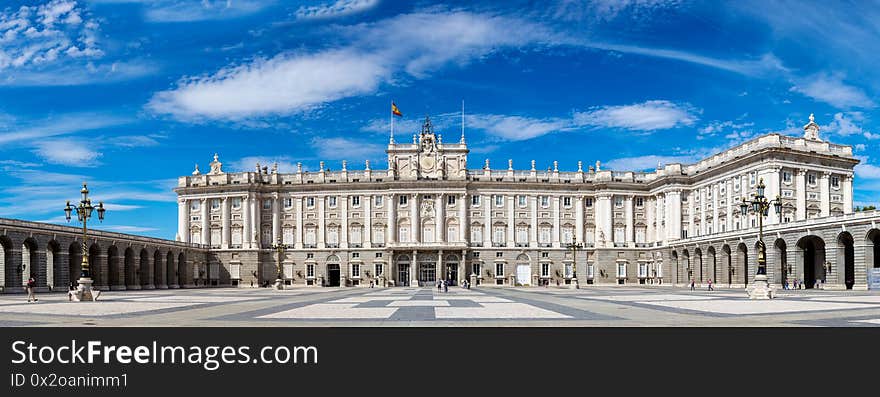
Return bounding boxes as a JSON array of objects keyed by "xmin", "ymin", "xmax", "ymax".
[{"xmin": 1, "ymin": 286, "xmax": 880, "ymax": 326}]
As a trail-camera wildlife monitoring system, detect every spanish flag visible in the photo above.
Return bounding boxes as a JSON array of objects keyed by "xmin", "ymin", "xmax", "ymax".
[{"xmin": 391, "ymin": 102, "xmax": 403, "ymax": 117}]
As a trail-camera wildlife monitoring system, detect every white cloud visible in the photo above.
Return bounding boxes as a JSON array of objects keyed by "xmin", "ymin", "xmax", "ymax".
[
  {"xmin": 90, "ymin": 0, "xmax": 275, "ymax": 23},
  {"xmin": 0, "ymin": 60, "xmax": 158, "ymax": 86},
  {"xmin": 864, "ymin": 132, "xmax": 880, "ymax": 140},
  {"xmin": 590, "ymin": 44, "xmax": 786, "ymax": 77},
  {"xmin": 856, "ymin": 163, "xmax": 880, "ymax": 179},
  {"xmin": 33, "ymin": 139, "xmax": 102, "ymax": 166},
  {"xmin": 467, "ymin": 114, "xmax": 572, "ymax": 141},
  {"xmin": 790, "ymin": 73, "xmax": 874, "ymax": 108},
  {"xmin": 698, "ymin": 120, "xmax": 754, "ymax": 138},
  {"xmin": 149, "ymin": 10, "xmax": 564, "ymax": 121},
  {"xmin": 229, "ymin": 155, "xmax": 300, "ymax": 173},
  {"xmin": 855, "ymin": 144, "xmax": 866, "ymax": 151},
  {"xmin": 0, "ymin": 0, "xmax": 103, "ymax": 70},
  {"xmin": 311, "ymin": 137, "xmax": 384, "ymax": 161},
  {"xmin": 573, "ymin": 100, "xmax": 698, "ymax": 132},
  {"xmin": 295, "ymin": 0, "xmax": 378, "ymax": 20},
  {"xmin": 0, "ymin": 112, "xmax": 131, "ymax": 145},
  {"xmin": 604, "ymin": 154, "xmax": 700, "ymax": 171},
  {"xmin": 822, "ymin": 112, "xmax": 864, "ymax": 136}
]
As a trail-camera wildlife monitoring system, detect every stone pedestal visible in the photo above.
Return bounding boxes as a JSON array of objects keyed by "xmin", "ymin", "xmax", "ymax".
[
  {"xmin": 470, "ymin": 274, "xmax": 477, "ymax": 287},
  {"xmin": 274, "ymin": 278, "xmax": 284, "ymax": 290},
  {"xmin": 569, "ymin": 277, "xmax": 579, "ymax": 289},
  {"xmin": 71, "ymin": 277, "xmax": 100, "ymax": 302},
  {"xmin": 746, "ymin": 274, "xmax": 775, "ymax": 299}
]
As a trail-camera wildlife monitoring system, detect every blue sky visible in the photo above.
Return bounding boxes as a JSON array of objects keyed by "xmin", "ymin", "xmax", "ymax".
[{"xmin": 1, "ymin": 0, "xmax": 879, "ymax": 240}]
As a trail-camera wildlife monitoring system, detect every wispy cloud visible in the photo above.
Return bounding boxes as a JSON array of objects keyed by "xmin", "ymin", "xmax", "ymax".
[
  {"xmin": 90, "ymin": 0, "xmax": 275, "ymax": 23},
  {"xmin": 148, "ymin": 10, "xmax": 565, "ymax": 121},
  {"xmin": 310, "ymin": 137, "xmax": 385, "ymax": 161},
  {"xmin": 604, "ymin": 154, "xmax": 700, "ymax": 171},
  {"xmin": 32, "ymin": 138, "xmax": 102, "ymax": 167},
  {"xmin": 790, "ymin": 73, "xmax": 874, "ymax": 109},
  {"xmin": 295, "ymin": 0, "xmax": 378, "ymax": 20},
  {"xmin": 573, "ymin": 100, "xmax": 699, "ymax": 132},
  {"xmin": 467, "ymin": 114, "xmax": 572, "ymax": 141},
  {"xmin": 0, "ymin": 112, "xmax": 132, "ymax": 145},
  {"xmin": 0, "ymin": 60, "xmax": 158, "ymax": 86}
]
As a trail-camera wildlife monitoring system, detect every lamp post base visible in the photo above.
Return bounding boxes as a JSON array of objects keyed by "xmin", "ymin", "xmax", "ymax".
[
  {"xmin": 274, "ymin": 279, "xmax": 285, "ymax": 290},
  {"xmin": 746, "ymin": 274, "xmax": 775, "ymax": 300},
  {"xmin": 72, "ymin": 277, "xmax": 101, "ymax": 302}
]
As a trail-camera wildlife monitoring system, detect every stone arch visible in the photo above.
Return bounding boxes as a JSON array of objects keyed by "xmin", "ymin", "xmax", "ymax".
[
  {"xmin": 153, "ymin": 250, "xmax": 164, "ymax": 288},
  {"xmin": 47, "ymin": 240, "xmax": 62, "ymax": 289},
  {"xmin": 166, "ymin": 251, "xmax": 177, "ymax": 288},
  {"xmin": 108, "ymin": 245, "xmax": 120, "ymax": 289},
  {"xmin": 707, "ymin": 246, "xmax": 717, "ymax": 284},
  {"xmin": 68, "ymin": 241, "xmax": 82, "ymax": 288},
  {"xmin": 722, "ymin": 244, "xmax": 732, "ymax": 286},
  {"xmin": 737, "ymin": 242, "xmax": 748, "ymax": 286},
  {"xmin": 868, "ymin": 229, "xmax": 880, "ymax": 270},
  {"xmin": 796, "ymin": 235, "xmax": 826, "ymax": 289},
  {"xmin": 88, "ymin": 242, "xmax": 102, "ymax": 288},
  {"xmin": 682, "ymin": 249, "xmax": 691, "ymax": 282},
  {"xmin": 124, "ymin": 247, "xmax": 136, "ymax": 287},
  {"xmin": 774, "ymin": 238, "xmax": 788, "ymax": 286},
  {"xmin": 694, "ymin": 247, "xmax": 703, "ymax": 283},
  {"xmin": 0, "ymin": 235, "xmax": 12, "ymax": 290},
  {"xmin": 670, "ymin": 250, "xmax": 679, "ymax": 284},
  {"xmin": 22, "ymin": 237, "xmax": 40, "ymax": 287},
  {"xmin": 837, "ymin": 232, "xmax": 855, "ymax": 290},
  {"xmin": 177, "ymin": 252, "xmax": 187, "ymax": 287},
  {"xmin": 139, "ymin": 248, "xmax": 150, "ymax": 288}
]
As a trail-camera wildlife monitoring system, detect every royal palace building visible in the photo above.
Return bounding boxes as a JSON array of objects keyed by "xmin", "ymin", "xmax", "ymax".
[{"xmin": 174, "ymin": 114, "xmax": 880, "ymax": 290}]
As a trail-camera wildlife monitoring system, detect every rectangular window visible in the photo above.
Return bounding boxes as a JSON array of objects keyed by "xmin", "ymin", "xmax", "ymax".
[
  {"xmin": 211, "ymin": 199, "xmax": 220, "ymax": 210},
  {"xmin": 306, "ymin": 197, "xmax": 315, "ymax": 207},
  {"xmin": 231, "ymin": 228, "xmax": 242, "ymax": 246},
  {"xmin": 563, "ymin": 197, "xmax": 571, "ymax": 207},
  {"xmin": 472, "ymin": 263, "xmax": 481, "ymax": 277},
  {"xmin": 541, "ymin": 263, "xmax": 549, "ymax": 277},
  {"xmin": 283, "ymin": 227, "xmax": 294, "ymax": 245},
  {"xmin": 232, "ymin": 197, "xmax": 241, "ymax": 209},
  {"xmin": 373, "ymin": 227, "xmax": 385, "ymax": 245},
  {"xmin": 614, "ymin": 196, "xmax": 623, "ymax": 207},
  {"xmin": 190, "ymin": 200, "xmax": 200, "ymax": 210},
  {"xmin": 540, "ymin": 196, "xmax": 549, "ymax": 207},
  {"xmin": 352, "ymin": 264, "xmax": 360, "ymax": 278},
  {"xmin": 328, "ymin": 196, "xmax": 337, "ymax": 207},
  {"xmin": 283, "ymin": 198, "xmax": 293, "ymax": 208},
  {"xmin": 263, "ymin": 199, "xmax": 271, "ymax": 210},
  {"xmin": 472, "ymin": 195, "xmax": 480, "ymax": 206},
  {"xmin": 518, "ymin": 195, "xmax": 527, "ymax": 207},
  {"xmin": 375, "ymin": 263, "xmax": 383, "ymax": 276},
  {"xmin": 750, "ymin": 172, "xmax": 757, "ymax": 186},
  {"xmin": 495, "ymin": 263, "xmax": 504, "ymax": 277},
  {"xmin": 831, "ymin": 176, "xmax": 839, "ymax": 188},
  {"xmin": 399, "ymin": 195, "xmax": 408, "ymax": 205},
  {"xmin": 374, "ymin": 196, "xmax": 383, "ymax": 207},
  {"xmin": 447, "ymin": 195, "xmax": 456, "ymax": 205},
  {"xmin": 635, "ymin": 197, "xmax": 644, "ymax": 207},
  {"xmin": 210, "ymin": 228, "xmax": 220, "ymax": 248},
  {"xmin": 565, "ymin": 263, "xmax": 573, "ymax": 278},
  {"xmin": 399, "ymin": 226, "xmax": 409, "ymax": 242},
  {"xmin": 783, "ymin": 171, "xmax": 792, "ymax": 183},
  {"xmin": 307, "ymin": 264, "xmax": 315, "ymax": 278},
  {"xmin": 494, "ymin": 195, "xmax": 504, "ymax": 207},
  {"xmin": 539, "ymin": 227, "xmax": 551, "ymax": 245},
  {"xmin": 585, "ymin": 198, "xmax": 593, "ymax": 207},
  {"xmin": 471, "ymin": 225, "xmax": 483, "ymax": 243},
  {"xmin": 447, "ymin": 225, "xmax": 458, "ymax": 242},
  {"xmin": 808, "ymin": 173, "xmax": 816, "ymax": 185},
  {"xmin": 516, "ymin": 226, "xmax": 528, "ymax": 244},
  {"xmin": 493, "ymin": 226, "xmax": 505, "ymax": 244},
  {"xmin": 352, "ymin": 196, "xmax": 360, "ymax": 206}
]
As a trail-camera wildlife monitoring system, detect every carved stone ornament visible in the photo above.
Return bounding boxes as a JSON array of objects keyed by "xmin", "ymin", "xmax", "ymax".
[{"xmin": 421, "ymin": 199, "xmax": 434, "ymax": 218}]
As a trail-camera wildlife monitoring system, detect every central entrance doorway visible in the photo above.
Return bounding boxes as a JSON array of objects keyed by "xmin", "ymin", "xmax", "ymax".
[
  {"xmin": 398, "ymin": 264, "xmax": 410, "ymax": 287},
  {"xmin": 516, "ymin": 264, "xmax": 531, "ymax": 286},
  {"xmin": 327, "ymin": 263, "xmax": 340, "ymax": 287},
  {"xmin": 446, "ymin": 263, "xmax": 458, "ymax": 286},
  {"xmin": 418, "ymin": 262, "xmax": 435, "ymax": 286}
]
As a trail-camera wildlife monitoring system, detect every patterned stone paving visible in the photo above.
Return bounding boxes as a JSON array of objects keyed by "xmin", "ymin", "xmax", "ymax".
[{"xmin": 0, "ymin": 285, "xmax": 878, "ymax": 326}]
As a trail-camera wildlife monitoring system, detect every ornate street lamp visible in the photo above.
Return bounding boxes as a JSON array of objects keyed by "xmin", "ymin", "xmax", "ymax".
[
  {"xmin": 64, "ymin": 182, "xmax": 105, "ymax": 302},
  {"xmin": 739, "ymin": 178, "xmax": 786, "ymax": 299},
  {"xmin": 271, "ymin": 236, "xmax": 290, "ymax": 290},
  {"xmin": 565, "ymin": 239, "xmax": 582, "ymax": 289}
]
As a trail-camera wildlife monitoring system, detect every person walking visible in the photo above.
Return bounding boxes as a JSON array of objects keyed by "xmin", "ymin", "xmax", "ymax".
[
  {"xmin": 690, "ymin": 278, "xmax": 695, "ymax": 291},
  {"xmin": 443, "ymin": 279, "xmax": 448, "ymax": 293},
  {"xmin": 26, "ymin": 275, "xmax": 37, "ymax": 302},
  {"xmin": 707, "ymin": 278, "xmax": 714, "ymax": 291}
]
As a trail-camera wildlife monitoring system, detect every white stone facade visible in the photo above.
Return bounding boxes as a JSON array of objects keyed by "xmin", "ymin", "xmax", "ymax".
[{"xmin": 175, "ymin": 115, "xmax": 867, "ymax": 288}]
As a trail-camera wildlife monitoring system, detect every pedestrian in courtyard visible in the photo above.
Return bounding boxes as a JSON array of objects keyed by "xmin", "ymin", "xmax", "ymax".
[
  {"xmin": 443, "ymin": 279, "xmax": 448, "ymax": 293},
  {"xmin": 369, "ymin": 280, "xmax": 374, "ymax": 288},
  {"xmin": 690, "ymin": 278, "xmax": 695, "ymax": 291},
  {"xmin": 26, "ymin": 275, "xmax": 37, "ymax": 302},
  {"xmin": 707, "ymin": 278, "xmax": 714, "ymax": 291}
]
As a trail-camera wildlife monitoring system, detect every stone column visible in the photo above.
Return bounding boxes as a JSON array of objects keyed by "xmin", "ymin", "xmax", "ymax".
[
  {"xmin": 340, "ymin": 195, "xmax": 348, "ymax": 249},
  {"xmin": 820, "ymin": 171, "xmax": 830, "ymax": 217},
  {"xmin": 253, "ymin": 194, "xmax": 261, "ymax": 248},
  {"xmin": 552, "ymin": 196, "xmax": 561, "ymax": 248},
  {"xmin": 411, "ymin": 249, "xmax": 419, "ymax": 287},
  {"xmin": 843, "ymin": 175, "xmax": 853, "ymax": 214},
  {"xmin": 200, "ymin": 198, "xmax": 209, "ymax": 245},
  {"xmin": 576, "ymin": 196, "xmax": 584, "ymax": 244},
  {"xmin": 507, "ymin": 195, "xmax": 514, "ymax": 247},
  {"xmin": 712, "ymin": 184, "xmax": 719, "ymax": 233},
  {"xmin": 796, "ymin": 169, "xmax": 807, "ymax": 220},
  {"xmin": 295, "ymin": 197, "xmax": 304, "ymax": 249},
  {"xmin": 529, "ymin": 195, "xmax": 538, "ymax": 246},
  {"xmin": 687, "ymin": 190, "xmax": 695, "ymax": 237},
  {"xmin": 596, "ymin": 194, "xmax": 612, "ymax": 248},
  {"xmin": 388, "ymin": 193, "xmax": 396, "ymax": 243},
  {"xmin": 665, "ymin": 190, "xmax": 681, "ymax": 241},
  {"xmin": 483, "ymin": 194, "xmax": 491, "ymax": 246},
  {"xmin": 272, "ymin": 193, "xmax": 281, "ymax": 243},
  {"xmin": 625, "ymin": 196, "xmax": 634, "ymax": 246},
  {"xmin": 242, "ymin": 196, "xmax": 250, "ymax": 248},
  {"xmin": 317, "ymin": 196, "xmax": 325, "ymax": 248},
  {"xmin": 364, "ymin": 195, "xmax": 372, "ymax": 248},
  {"xmin": 437, "ymin": 193, "xmax": 446, "ymax": 243},
  {"xmin": 765, "ymin": 167, "xmax": 781, "ymax": 225},
  {"xmin": 646, "ymin": 196, "xmax": 655, "ymax": 243},
  {"xmin": 411, "ymin": 193, "xmax": 420, "ymax": 243},
  {"xmin": 221, "ymin": 197, "xmax": 230, "ymax": 249},
  {"xmin": 178, "ymin": 198, "xmax": 188, "ymax": 243},
  {"xmin": 459, "ymin": 194, "xmax": 468, "ymax": 243},
  {"xmin": 726, "ymin": 180, "xmax": 733, "ymax": 232},
  {"xmin": 699, "ymin": 188, "xmax": 706, "ymax": 236}
]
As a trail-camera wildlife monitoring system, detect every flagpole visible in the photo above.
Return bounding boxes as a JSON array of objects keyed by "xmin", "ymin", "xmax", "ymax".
[{"xmin": 390, "ymin": 100, "xmax": 395, "ymax": 144}]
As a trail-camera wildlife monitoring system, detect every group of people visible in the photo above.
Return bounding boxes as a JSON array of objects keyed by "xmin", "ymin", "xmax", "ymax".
[
  {"xmin": 689, "ymin": 278, "xmax": 714, "ymax": 291},
  {"xmin": 784, "ymin": 278, "xmax": 806, "ymax": 290},
  {"xmin": 435, "ymin": 279, "xmax": 470, "ymax": 291}
]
